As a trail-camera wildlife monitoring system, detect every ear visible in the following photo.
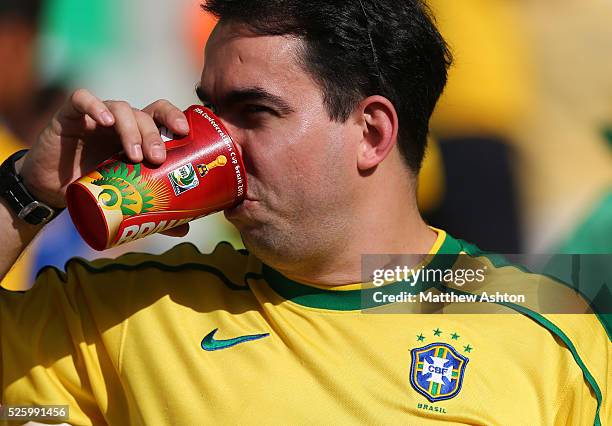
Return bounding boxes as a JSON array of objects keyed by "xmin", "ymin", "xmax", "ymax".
[{"xmin": 355, "ymin": 95, "xmax": 399, "ymax": 171}]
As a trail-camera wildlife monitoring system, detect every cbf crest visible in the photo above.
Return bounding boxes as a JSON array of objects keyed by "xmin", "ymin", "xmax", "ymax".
[{"xmin": 410, "ymin": 342, "xmax": 468, "ymax": 402}]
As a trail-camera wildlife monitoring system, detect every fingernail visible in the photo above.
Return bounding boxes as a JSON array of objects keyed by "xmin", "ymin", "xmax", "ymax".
[
  {"xmin": 176, "ymin": 119, "xmax": 189, "ymax": 134},
  {"xmin": 131, "ymin": 144, "xmax": 143, "ymax": 160},
  {"xmin": 101, "ymin": 111, "xmax": 114, "ymax": 126},
  {"xmin": 151, "ymin": 145, "xmax": 165, "ymax": 161}
]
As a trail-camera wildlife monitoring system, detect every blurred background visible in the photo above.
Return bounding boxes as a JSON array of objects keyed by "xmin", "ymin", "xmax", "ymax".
[{"xmin": 1, "ymin": 0, "xmax": 611, "ymax": 291}]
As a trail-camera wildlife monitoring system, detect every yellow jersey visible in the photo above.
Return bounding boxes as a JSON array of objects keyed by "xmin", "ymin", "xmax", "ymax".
[{"xmin": 0, "ymin": 230, "xmax": 609, "ymax": 425}]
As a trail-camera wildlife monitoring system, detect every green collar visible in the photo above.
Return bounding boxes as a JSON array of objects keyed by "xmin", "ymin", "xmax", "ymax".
[{"xmin": 261, "ymin": 232, "xmax": 463, "ymax": 311}]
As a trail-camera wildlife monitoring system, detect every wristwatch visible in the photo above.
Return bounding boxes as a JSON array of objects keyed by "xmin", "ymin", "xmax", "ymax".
[{"xmin": 0, "ymin": 150, "xmax": 63, "ymax": 225}]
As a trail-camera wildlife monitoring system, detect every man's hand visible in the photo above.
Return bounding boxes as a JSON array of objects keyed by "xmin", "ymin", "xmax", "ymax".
[
  {"xmin": 17, "ymin": 89, "xmax": 191, "ymax": 209},
  {"xmin": 0, "ymin": 90, "xmax": 192, "ymax": 282}
]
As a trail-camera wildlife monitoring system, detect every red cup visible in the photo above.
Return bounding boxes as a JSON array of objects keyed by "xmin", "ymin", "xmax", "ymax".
[{"xmin": 66, "ymin": 106, "xmax": 247, "ymax": 250}]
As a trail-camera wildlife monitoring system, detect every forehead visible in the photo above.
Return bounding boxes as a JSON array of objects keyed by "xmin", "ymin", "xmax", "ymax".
[{"xmin": 201, "ymin": 22, "xmax": 311, "ymax": 98}]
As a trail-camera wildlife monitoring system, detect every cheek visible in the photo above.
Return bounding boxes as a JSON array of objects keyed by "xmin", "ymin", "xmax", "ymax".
[
  {"xmin": 291, "ymin": 125, "xmax": 353, "ymax": 198},
  {"xmin": 309, "ymin": 123, "xmax": 354, "ymax": 173},
  {"xmin": 235, "ymin": 113, "xmax": 354, "ymax": 204},
  {"xmin": 237, "ymin": 116, "xmax": 311, "ymax": 176},
  {"xmin": 241, "ymin": 131, "xmax": 287, "ymax": 179}
]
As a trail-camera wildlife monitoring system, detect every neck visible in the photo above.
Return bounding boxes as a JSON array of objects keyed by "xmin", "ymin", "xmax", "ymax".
[{"xmin": 273, "ymin": 151, "xmax": 437, "ymax": 286}]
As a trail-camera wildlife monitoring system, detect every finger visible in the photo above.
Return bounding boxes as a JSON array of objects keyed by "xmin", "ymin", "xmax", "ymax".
[
  {"xmin": 143, "ymin": 99, "xmax": 190, "ymax": 136},
  {"xmin": 58, "ymin": 89, "xmax": 115, "ymax": 128},
  {"xmin": 105, "ymin": 101, "xmax": 143, "ymax": 163},
  {"xmin": 133, "ymin": 108, "xmax": 166, "ymax": 164},
  {"xmin": 160, "ymin": 224, "xmax": 190, "ymax": 237}
]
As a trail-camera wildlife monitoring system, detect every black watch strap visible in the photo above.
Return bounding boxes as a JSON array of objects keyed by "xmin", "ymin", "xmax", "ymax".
[{"xmin": 0, "ymin": 150, "xmax": 64, "ymax": 225}]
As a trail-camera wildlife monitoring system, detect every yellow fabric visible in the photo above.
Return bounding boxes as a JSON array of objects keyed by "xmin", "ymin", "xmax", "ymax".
[
  {"xmin": 0, "ymin": 125, "xmax": 33, "ymax": 291},
  {"xmin": 0, "ymin": 233, "xmax": 609, "ymax": 425}
]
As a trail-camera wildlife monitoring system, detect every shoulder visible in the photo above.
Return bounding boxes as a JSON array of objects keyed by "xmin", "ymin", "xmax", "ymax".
[
  {"xmin": 449, "ymin": 235, "xmax": 610, "ymax": 422},
  {"xmin": 35, "ymin": 241, "xmax": 251, "ymax": 291},
  {"xmin": 452, "ymin": 236, "xmax": 610, "ymax": 344},
  {"xmin": 16, "ymin": 242, "xmax": 253, "ymax": 325}
]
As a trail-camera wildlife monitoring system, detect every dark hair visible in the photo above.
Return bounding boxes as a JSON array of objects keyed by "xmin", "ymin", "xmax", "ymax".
[{"xmin": 202, "ymin": 0, "xmax": 452, "ymax": 173}]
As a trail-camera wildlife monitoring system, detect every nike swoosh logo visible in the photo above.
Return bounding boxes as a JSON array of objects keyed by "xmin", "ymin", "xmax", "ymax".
[{"xmin": 201, "ymin": 328, "xmax": 269, "ymax": 351}]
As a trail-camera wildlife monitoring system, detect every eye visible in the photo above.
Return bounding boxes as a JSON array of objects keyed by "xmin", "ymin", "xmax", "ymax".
[{"xmin": 243, "ymin": 104, "xmax": 275, "ymax": 115}]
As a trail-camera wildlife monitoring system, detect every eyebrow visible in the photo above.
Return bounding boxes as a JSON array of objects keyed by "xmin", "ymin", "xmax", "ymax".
[{"xmin": 195, "ymin": 85, "xmax": 295, "ymax": 116}]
